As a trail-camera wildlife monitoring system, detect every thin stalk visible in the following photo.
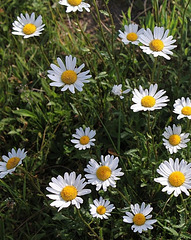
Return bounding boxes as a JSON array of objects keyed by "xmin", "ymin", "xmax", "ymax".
[
  {"xmin": 181, "ymin": 0, "xmax": 191, "ymax": 45},
  {"xmin": 77, "ymin": 209, "xmax": 101, "ymax": 240},
  {"xmin": 115, "ymin": 188, "xmax": 131, "ymax": 204},
  {"xmin": 34, "ymin": 38, "xmax": 50, "ymax": 66},
  {"xmin": 154, "ymin": 0, "xmax": 159, "ymax": 25},
  {"xmin": 156, "ymin": 193, "xmax": 173, "ymax": 217},
  {"xmin": 151, "ymin": 58, "xmax": 157, "ymax": 84},
  {"xmin": 180, "ymin": 194, "xmax": 188, "ymax": 224},
  {"xmin": 117, "ymin": 106, "xmax": 121, "ymax": 153}
]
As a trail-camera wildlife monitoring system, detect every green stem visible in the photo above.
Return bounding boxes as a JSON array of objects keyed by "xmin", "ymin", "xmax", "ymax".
[
  {"xmin": 151, "ymin": 58, "xmax": 157, "ymax": 84},
  {"xmin": 180, "ymin": 194, "xmax": 188, "ymax": 224},
  {"xmin": 156, "ymin": 193, "xmax": 173, "ymax": 217},
  {"xmin": 117, "ymin": 105, "xmax": 121, "ymax": 153},
  {"xmin": 115, "ymin": 188, "xmax": 131, "ymax": 204},
  {"xmin": 77, "ymin": 209, "xmax": 101, "ymax": 240},
  {"xmin": 181, "ymin": 0, "xmax": 191, "ymax": 44},
  {"xmin": 34, "ymin": 38, "xmax": 50, "ymax": 66},
  {"xmin": 154, "ymin": 0, "xmax": 159, "ymax": 25}
]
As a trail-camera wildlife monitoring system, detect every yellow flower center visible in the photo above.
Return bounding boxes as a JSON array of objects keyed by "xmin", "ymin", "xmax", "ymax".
[
  {"xmin": 181, "ymin": 106, "xmax": 191, "ymax": 116},
  {"xmin": 126, "ymin": 32, "xmax": 138, "ymax": 41},
  {"xmin": 169, "ymin": 135, "xmax": 181, "ymax": 146},
  {"xmin": 133, "ymin": 213, "xmax": 146, "ymax": 226},
  {"xmin": 96, "ymin": 205, "xmax": 106, "ymax": 215},
  {"xmin": 149, "ymin": 39, "xmax": 164, "ymax": 51},
  {"xmin": 67, "ymin": 0, "xmax": 82, "ymax": 6},
  {"xmin": 61, "ymin": 70, "xmax": 77, "ymax": 84},
  {"xmin": 23, "ymin": 23, "xmax": 37, "ymax": 35},
  {"xmin": 141, "ymin": 96, "xmax": 156, "ymax": 108},
  {"xmin": 6, "ymin": 157, "xmax": 20, "ymax": 170},
  {"xmin": 168, "ymin": 171, "xmax": 185, "ymax": 187},
  {"xmin": 80, "ymin": 136, "xmax": 90, "ymax": 145},
  {"xmin": 96, "ymin": 166, "xmax": 111, "ymax": 181},
  {"xmin": 60, "ymin": 185, "xmax": 78, "ymax": 201}
]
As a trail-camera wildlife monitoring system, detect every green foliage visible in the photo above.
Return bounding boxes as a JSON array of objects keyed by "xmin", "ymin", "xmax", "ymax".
[{"xmin": 0, "ymin": 0, "xmax": 191, "ymax": 239}]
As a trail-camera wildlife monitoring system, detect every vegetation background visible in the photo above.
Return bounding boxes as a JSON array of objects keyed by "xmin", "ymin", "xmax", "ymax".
[{"xmin": 0, "ymin": 0, "xmax": 191, "ymax": 239}]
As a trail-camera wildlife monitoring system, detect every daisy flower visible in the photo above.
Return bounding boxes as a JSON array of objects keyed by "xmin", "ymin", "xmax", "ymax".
[
  {"xmin": 84, "ymin": 154, "xmax": 124, "ymax": 191},
  {"xmin": 59, "ymin": 0, "xmax": 90, "ymax": 13},
  {"xmin": 12, "ymin": 12, "xmax": 45, "ymax": 38},
  {"xmin": 71, "ymin": 127, "xmax": 96, "ymax": 150},
  {"xmin": 90, "ymin": 196, "xmax": 115, "ymax": 219},
  {"xmin": 173, "ymin": 97, "xmax": 191, "ymax": 120},
  {"xmin": 162, "ymin": 124, "xmax": 190, "ymax": 154},
  {"xmin": 154, "ymin": 158, "xmax": 191, "ymax": 197},
  {"xmin": 0, "ymin": 148, "xmax": 27, "ymax": 178},
  {"xmin": 123, "ymin": 202, "xmax": 157, "ymax": 233},
  {"xmin": 118, "ymin": 23, "xmax": 144, "ymax": 45},
  {"xmin": 46, "ymin": 172, "xmax": 91, "ymax": 211},
  {"xmin": 111, "ymin": 84, "xmax": 131, "ymax": 99},
  {"xmin": 47, "ymin": 55, "xmax": 91, "ymax": 93},
  {"xmin": 139, "ymin": 26, "xmax": 177, "ymax": 60},
  {"xmin": 131, "ymin": 84, "xmax": 169, "ymax": 112}
]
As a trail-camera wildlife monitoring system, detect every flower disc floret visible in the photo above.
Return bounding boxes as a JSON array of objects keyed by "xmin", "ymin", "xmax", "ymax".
[
  {"xmin": 6, "ymin": 157, "xmax": 20, "ymax": 170},
  {"xmin": 127, "ymin": 32, "xmax": 138, "ymax": 41},
  {"xmin": 149, "ymin": 39, "xmax": 164, "ymax": 51},
  {"xmin": 61, "ymin": 70, "xmax": 77, "ymax": 84},
  {"xmin": 23, "ymin": 23, "xmax": 36, "ymax": 35},
  {"xmin": 168, "ymin": 135, "xmax": 181, "ymax": 146},
  {"xmin": 59, "ymin": 0, "xmax": 90, "ymax": 13},
  {"xmin": 181, "ymin": 106, "xmax": 191, "ymax": 116},
  {"xmin": 68, "ymin": 0, "xmax": 82, "ymax": 5},
  {"xmin": 61, "ymin": 186, "xmax": 78, "ymax": 201},
  {"xmin": 168, "ymin": 171, "xmax": 185, "ymax": 187},
  {"xmin": 173, "ymin": 97, "xmax": 191, "ymax": 119},
  {"xmin": 133, "ymin": 213, "xmax": 146, "ymax": 226},
  {"xmin": 141, "ymin": 96, "xmax": 156, "ymax": 108},
  {"xmin": 80, "ymin": 136, "xmax": 90, "ymax": 145},
  {"xmin": 96, "ymin": 166, "xmax": 111, "ymax": 181},
  {"xmin": 96, "ymin": 206, "xmax": 106, "ymax": 215}
]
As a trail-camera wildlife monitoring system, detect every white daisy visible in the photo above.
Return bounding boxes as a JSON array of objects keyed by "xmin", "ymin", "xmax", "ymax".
[
  {"xmin": 118, "ymin": 23, "xmax": 144, "ymax": 45},
  {"xmin": 90, "ymin": 196, "xmax": 115, "ymax": 219},
  {"xmin": 59, "ymin": 0, "xmax": 90, "ymax": 13},
  {"xmin": 84, "ymin": 154, "xmax": 124, "ymax": 192},
  {"xmin": 139, "ymin": 26, "xmax": 177, "ymax": 60},
  {"xmin": 173, "ymin": 97, "xmax": 191, "ymax": 120},
  {"xmin": 162, "ymin": 124, "xmax": 190, "ymax": 154},
  {"xmin": 12, "ymin": 12, "xmax": 45, "ymax": 38},
  {"xmin": 111, "ymin": 84, "xmax": 131, "ymax": 99},
  {"xmin": 71, "ymin": 127, "xmax": 96, "ymax": 150},
  {"xmin": 123, "ymin": 202, "xmax": 157, "ymax": 234},
  {"xmin": 46, "ymin": 172, "xmax": 91, "ymax": 211},
  {"xmin": 47, "ymin": 55, "xmax": 91, "ymax": 93},
  {"xmin": 131, "ymin": 84, "xmax": 169, "ymax": 112},
  {"xmin": 0, "ymin": 148, "xmax": 27, "ymax": 178},
  {"xmin": 154, "ymin": 158, "xmax": 191, "ymax": 197}
]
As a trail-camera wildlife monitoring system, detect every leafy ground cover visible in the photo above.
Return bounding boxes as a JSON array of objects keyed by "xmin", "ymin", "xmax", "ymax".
[{"xmin": 0, "ymin": 0, "xmax": 191, "ymax": 239}]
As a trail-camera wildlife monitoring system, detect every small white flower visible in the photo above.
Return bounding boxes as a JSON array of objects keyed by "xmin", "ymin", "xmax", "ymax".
[
  {"xmin": 84, "ymin": 155, "xmax": 124, "ymax": 192},
  {"xmin": 90, "ymin": 196, "xmax": 115, "ymax": 219},
  {"xmin": 12, "ymin": 12, "xmax": 45, "ymax": 38},
  {"xmin": 131, "ymin": 84, "xmax": 169, "ymax": 112},
  {"xmin": 46, "ymin": 172, "xmax": 91, "ymax": 211},
  {"xmin": 111, "ymin": 84, "xmax": 130, "ymax": 99},
  {"xmin": 162, "ymin": 124, "xmax": 190, "ymax": 154},
  {"xmin": 71, "ymin": 127, "xmax": 96, "ymax": 150},
  {"xmin": 173, "ymin": 97, "xmax": 191, "ymax": 120},
  {"xmin": 154, "ymin": 158, "xmax": 191, "ymax": 197},
  {"xmin": 47, "ymin": 55, "xmax": 91, "ymax": 93},
  {"xmin": 123, "ymin": 202, "xmax": 157, "ymax": 233},
  {"xmin": 59, "ymin": 0, "xmax": 90, "ymax": 13},
  {"xmin": 118, "ymin": 23, "xmax": 144, "ymax": 45},
  {"xmin": 0, "ymin": 148, "xmax": 27, "ymax": 178},
  {"xmin": 139, "ymin": 26, "xmax": 177, "ymax": 60}
]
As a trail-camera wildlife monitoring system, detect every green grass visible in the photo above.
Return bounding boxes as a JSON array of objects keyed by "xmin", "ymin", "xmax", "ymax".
[{"xmin": 0, "ymin": 0, "xmax": 191, "ymax": 239}]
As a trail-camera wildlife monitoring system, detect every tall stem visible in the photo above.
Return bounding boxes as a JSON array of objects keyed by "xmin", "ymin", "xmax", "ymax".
[{"xmin": 34, "ymin": 38, "xmax": 50, "ymax": 66}]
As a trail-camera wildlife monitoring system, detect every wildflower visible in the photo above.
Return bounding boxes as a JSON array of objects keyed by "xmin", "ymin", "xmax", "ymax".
[
  {"xmin": 118, "ymin": 23, "xmax": 144, "ymax": 45},
  {"xmin": 90, "ymin": 196, "xmax": 115, "ymax": 219},
  {"xmin": 84, "ymin": 155, "xmax": 124, "ymax": 192},
  {"xmin": 59, "ymin": 0, "xmax": 90, "ymax": 13},
  {"xmin": 46, "ymin": 172, "xmax": 91, "ymax": 211},
  {"xmin": 0, "ymin": 148, "xmax": 27, "ymax": 178},
  {"xmin": 154, "ymin": 158, "xmax": 191, "ymax": 197},
  {"xmin": 71, "ymin": 127, "xmax": 96, "ymax": 150},
  {"xmin": 47, "ymin": 55, "xmax": 91, "ymax": 93},
  {"xmin": 12, "ymin": 12, "xmax": 45, "ymax": 38},
  {"xmin": 139, "ymin": 26, "xmax": 177, "ymax": 60},
  {"xmin": 123, "ymin": 202, "xmax": 157, "ymax": 233},
  {"xmin": 173, "ymin": 97, "xmax": 191, "ymax": 120},
  {"xmin": 131, "ymin": 84, "xmax": 169, "ymax": 112},
  {"xmin": 111, "ymin": 84, "xmax": 131, "ymax": 99},
  {"xmin": 162, "ymin": 124, "xmax": 190, "ymax": 154}
]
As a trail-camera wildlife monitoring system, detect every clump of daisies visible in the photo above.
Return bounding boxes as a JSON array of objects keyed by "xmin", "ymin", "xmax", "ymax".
[
  {"xmin": 111, "ymin": 84, "xmax": 131, "ymax": 99},
  {"xmin": 162, "ymin": 124, "xmax": 190, "ymax": 154},
  {"xmin": 46, "ymin": 172, "xmax": 91, "ymax": 211},
  {"xmin": 173, "ymin": 97, "xmax": 191, "ymax": 120},
  {"xmin": 131, "ymin": 84, "xmax": 169, "ymax": 112},
  {"xmin": 84, "ymin": 154, "xmax": 124, "ymax": 191},
  {"xmin": 139, "ymin": 26, "xmax": 177, "ymax": 60},
  {"xmin": 12, "ymin": 12, "xmax": 45, "ymax": 38},
  {"xmin": 90, "ymin": 196, "xmax": 115, "ymax": 219},
  {"xmin": 59, "ymin": 0, "xmax": 90, "ymax": 13},
  {"xmin": 118, "ymin": 23, "xmax": 144, "ymax": 45},
  {"xmin": 123, "ymin": 202, "xmax": 157, "ymax": 233},
  {"xmin": 0, "ymin": 148, "xmax": 27, "ymax": 178},
  {"xmin": 71, "ymin": 127, "xmax": 96, "ymax": 150},
  {"xmin": 154, "ymin": 158, "xmax": 191, "ymax": 197},
  {"xmin": 47, "ymin": 55, "xmax": 91, "ymax": 93}
]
